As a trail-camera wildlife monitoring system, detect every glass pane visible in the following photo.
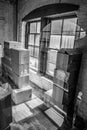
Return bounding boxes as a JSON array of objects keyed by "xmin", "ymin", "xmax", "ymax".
[
  {"xmin": 41, "ymin": 32, "xmax": 50, "ymax": 41},
  {"xmin": 34, "ymin": 47, "xmax": 39, "ymax": 58},
  {"xmin": 43, "ymin": 23, "xmax": 51, "ymax": 32},
  {"xmin": 50, "ymin": 35, "xmax": 61, "ymax": 49},
  {"xmin": 28, "ymin": 46, "xmax": 34, "ymax": 56},
  {"xmin": 30, "ymin": 22, "xmax": 36, "ymax": 33},
  {"xmin": 28, "ymin": 34, "xmax": 34, "ymax": 45},
  {"xmin": 46, "ymin": 62, "xmax": 56, "ymax": 76},
  {"xmin": 30, "ymin": 57, "xmax": 38, "ymax": 70},
  {"xmin": 35, "ymin": 35, "xmax": 40, "ymax": 46},
  {"xmin": 47, "ymin": 50, "xmax": 57, "ymax": 64},
  {"xmin": 37, "ymin": 22, "xmax": 41, "ymax": 33},
  {"xmin": 61, "ymin": 35, "xmax": 75, "ymax": 48},
  {"xmin": 51, "ymin": 20, "xmax": 62, "ymax": 34},
  {"xmin": 34, "ymin": 58, "xmax": 38, "ymax": 70},
  {"xmin": 63, "ymin": 18, "xmax": 77, "ymax": 35}
]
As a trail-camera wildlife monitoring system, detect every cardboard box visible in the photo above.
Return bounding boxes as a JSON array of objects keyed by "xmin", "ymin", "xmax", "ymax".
[
  {"xmin": 11, "ymin": 48, "xmax": 29, "ymax": 64},
  {"xmin": 4, "ymin": 48, "xmax": 11, "ymax": 59},
  {"xmin": 0, "ymin": 87, "xmax": 12, "ymax": 130},
  {"xmin": 45, "ymin": 107, "xmax": 64, "ymax": 127},
  {"xmin": 26, "ymin": 97, "xmax": 44, "ymax": 109},
  {"xmin": 53, "ymin": 69, "xmax": 69, "ymax": 89},
  {"xmin": 53, "ymin": 69, "xmax": 79, "ymax": 90},
  {"xmin": 1, "ymin": 57, "xmax": 11, "ymax": 68},
  {"xmin": 56, "ymin": 49, "xmax": 82, "ymax": 72},
  {"xmin": 4, "ymin": 41, "xmax": 21, "ymax": 49},
  {"xmin": 12, "ymin": 103, "xmax": 33, "ymax": 122},
  {"xmin": 2, "ymin": 62, "xmax": 13, "ymax": 79},
  {"xmin": 12, "ymin": 73, "xmax": 29, "ymax": 88},
  {"xmin": 12, "ymin": 86, "xmax": 32, "ymax": 104},
  {"xmin": 52, "ymin": 84, "xmax": 64, "ymax": 109},
  {"xmin": 12, "ymin": 63, "xmax": 29, "ymax": 76},
  {"xmin": 44, "ymin": 89, "xmax": 53, "ymax": 106}
]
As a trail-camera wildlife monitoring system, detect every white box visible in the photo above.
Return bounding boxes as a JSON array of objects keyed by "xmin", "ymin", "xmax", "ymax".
[
  {"xmin": 26, "ymin": 97, "xmax": 44, "ymax": 109},
  {"xmin": 12, "ymin": 103, "xmax": 33, "ymax": 122},
  {"xmin": 12, "ymin": 86, "xmax": 32, "ymax": 104}
]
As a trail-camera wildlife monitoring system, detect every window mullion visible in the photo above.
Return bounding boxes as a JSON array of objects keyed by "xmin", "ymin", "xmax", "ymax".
[{"xmin": 60, "ymin": 19, "xmax": 64, "ymax": 49}]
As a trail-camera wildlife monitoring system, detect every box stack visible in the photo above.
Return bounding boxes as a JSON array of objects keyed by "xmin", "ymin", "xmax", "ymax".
[
  {"xmin": 2, "ymin": 41, "xmax": 21, "ymax": 80},
  {"xmin": 0, "ymin": 87, "xmax": 12, "ymax": 130},
  {"xmin": 52, "ymin": 49, "xmax": 82, "ymax": 112},
  {"xmin": 1, "ymin": 41, "xmax": 30, "ymax": 88},
  {"xmin": 11, "ymin": 48, "xmax": 29, "ymax": 88}
]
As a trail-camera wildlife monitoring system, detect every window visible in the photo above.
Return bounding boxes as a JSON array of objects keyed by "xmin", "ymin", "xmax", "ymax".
[
  {"xmin": 61, "ymin": 18, "xmax": 77, "ymax": 48},
  {"xmin": 46, "ymin": 20, "xmax": 62, "ymax": 76},
  {"xmin": 75, "ymin": 24, "xmax": 86, "ymax": 40},
  {"xmin": 46, "ymin": 18, "xmax": 77, "ymax": 76},
  {"xmin": 28, "ymin": 21, "xmax": 41, "ymax": 70},
  {"xmin": 25, "ymin": 16, "xmax": 86, "ymax": 78}
]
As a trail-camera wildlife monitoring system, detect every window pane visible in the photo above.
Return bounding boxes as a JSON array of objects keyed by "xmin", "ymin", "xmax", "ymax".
[
  {"xmin": 43, "ymin": 23, "xmax": 51, "ymax": 32},
  {"xmin": 46, "ymin": 62, "xmax": 56, "ymax": 76},
  {"xmin": 28, "ymin": 34, "xmax": 34, "ymax": 45},
  {"xmin": 34, "ymin": 47, "xmax": 39, "ymax": 58},
  {"xmin": 61, "ymin": 35, "xmax": 75, "ymax": 48},
  {"xmin": 35, "ymin": 35, "xmax": 40, "ymax": 46},
  {"xmin": 51, "ymin": 20, "xmax": 62, "ymax": 34},
  {"xmin": 63, "ymin": 18, "xmax": 77, "ymax": 35},
  {"xmin": 41, "ymin": 32, "xmax": 50, "ymax": 41},
  {"xmin": 30, "ymin": 57, "xmax": 38, "ymax": 70},
  {"xmin": 47, "ymin": 50, "xmax": 57, "ymax": 64},
  {"xmin": 30, "ymin": 22, "xmax": 36, "ymax": 33},
  {"xmin": 28, "ymin": 46, "xmax": 34, "ymax": 56},
  {"xmin": 50, "ymin": 35, "xmax": 61, "ymax": 49},
  {"xmin": 37, "ymin": 22, "xmax": 41, "ymax": 33}
]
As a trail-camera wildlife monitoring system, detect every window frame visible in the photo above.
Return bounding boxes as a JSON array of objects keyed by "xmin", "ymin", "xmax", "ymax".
[
  {"xmin": 27, "ymin": 20, "xmax": 41, "ymax": 71},
  {"xmin": 46, "ymin": 16, "xmax": 77, "ymax": 78},
  {"xmin": 25, "ymin": 14, "xmax": 86, "ymax": 80}
]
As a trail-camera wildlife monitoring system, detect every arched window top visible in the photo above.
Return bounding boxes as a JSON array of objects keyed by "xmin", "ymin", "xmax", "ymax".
[{"xmin": 22, "ymin": 3, "xmax": 79, "ymax": 21}]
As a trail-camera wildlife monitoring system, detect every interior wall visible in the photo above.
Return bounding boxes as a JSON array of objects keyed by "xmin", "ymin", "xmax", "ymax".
[{"xmin": 0, "ymin": 1, "xmax": 16, "ymax": 46}]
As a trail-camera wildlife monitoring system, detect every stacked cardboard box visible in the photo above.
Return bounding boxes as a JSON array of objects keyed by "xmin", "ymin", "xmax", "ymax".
[
  {"xmin": 52, "ymin": 49, "xmax": 82, "ymax": 112},
  {"xmin": 11, "ymin": 48, "xmax": 30, "ymax": 88},
  {"xmin": 44, "ymin": 89, "xmax": 53, "ymax": 107},
  {"xmin": 2, "ymin": 41, "xmax": 21, "ymax": 80},
  {"xmin": 2, "ymin": 41, "xmax": 30, "ymax": 88},
  {"xmin": 0, "ymin": 87, "xmax": 12, "ymax": 130}
]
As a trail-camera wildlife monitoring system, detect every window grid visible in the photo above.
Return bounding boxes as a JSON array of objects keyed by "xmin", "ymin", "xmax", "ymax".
[
  {"xmin": 46, "ymin": 17, "xmax": 77, "ymax": 77},
  {"xmin": 26, "ymin": 16, "xmax": 86, "ymax": 78},
  {"xmin": 28, "ymin": 21, "xmax": 41, "ymax": 70}
]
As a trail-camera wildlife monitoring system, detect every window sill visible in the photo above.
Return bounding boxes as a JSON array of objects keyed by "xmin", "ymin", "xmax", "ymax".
[{"xmin": 29, "ymin": 68, "xmax": 53, "ymax": 82}]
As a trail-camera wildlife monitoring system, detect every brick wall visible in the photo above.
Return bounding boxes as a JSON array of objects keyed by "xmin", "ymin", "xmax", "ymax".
[
  {"xmin": 17, "ymin": 0, "xmax": 87, "ymax": 47},
  {"xmin": 0, "ymin": 1, "xmax": 17, "ymax": 44}
]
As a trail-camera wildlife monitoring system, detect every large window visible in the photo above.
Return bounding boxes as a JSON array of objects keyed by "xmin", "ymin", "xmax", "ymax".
[
  {"xmin": 28, "ymin": 21, "xmax": 41, "ymax": 70},
  {"xmin": 26, "ymin": 16, "xmax": 86, "ymax": 78},
  {"xmin": 46, "ymin": 17, "xmax": 77, "ymax": 76}
]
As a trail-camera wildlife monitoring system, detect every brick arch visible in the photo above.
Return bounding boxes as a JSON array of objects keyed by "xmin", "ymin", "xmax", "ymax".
[{"xmin": 22, "ymin": 3, "xmax": 79, "ymax": 21}]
